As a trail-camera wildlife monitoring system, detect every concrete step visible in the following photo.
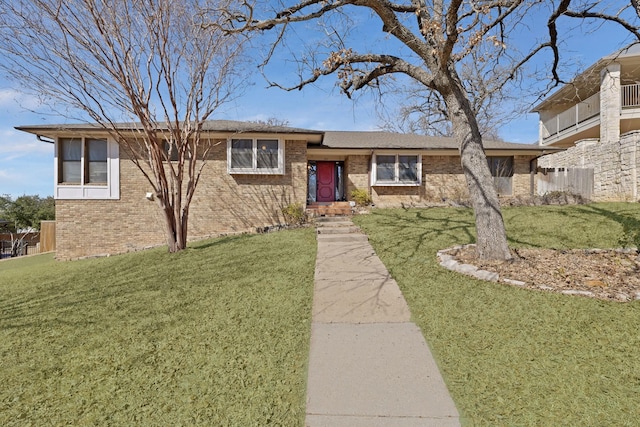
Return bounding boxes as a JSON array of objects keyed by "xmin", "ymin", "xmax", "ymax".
[
  {"xmin": 315, "ymin": 216, "xmax": 353, "ymax": 223},
  {"xmin": 316, "ymin": 220, "xmax": 355, "ymax": 227},
  {"xmin": 316, "ymin": 233, "xmax": 369, "ymax": 243},
  {"xmin": 317, "ymin": 226, "xmax": 361, "ymax": 234},
  {"xmin": 306, "ymin": 203, "xmax": 353, "ymax": 217}
]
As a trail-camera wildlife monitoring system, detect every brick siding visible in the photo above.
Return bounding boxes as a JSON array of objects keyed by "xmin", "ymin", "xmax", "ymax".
[
  {"xmin": 56, "ymin": 140, "xmax": 307, "ymax": 260},
  {"xmin": 349, "ymin": 155, "xmax": 535, "ymax": 208}
]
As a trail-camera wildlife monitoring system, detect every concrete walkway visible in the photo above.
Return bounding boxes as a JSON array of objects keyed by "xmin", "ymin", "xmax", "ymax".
[{"xmin": 305, "ymin": 217, "xmax": 460, "ymax": 427}]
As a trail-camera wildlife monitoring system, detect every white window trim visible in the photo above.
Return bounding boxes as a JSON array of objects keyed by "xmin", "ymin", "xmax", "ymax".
[
  {"xmin": 371, "ymin": 153, "xmax": 422, "ymax": 186},
  {"xmin": 54, "ymin": 137, "xmax": 120, "ymax": 200},
  {"xmin": 227, "ymin": 137, "xmax": 285, "ymax": 175}
]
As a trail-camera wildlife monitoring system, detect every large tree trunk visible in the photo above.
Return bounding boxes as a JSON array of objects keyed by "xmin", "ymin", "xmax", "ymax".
[{"xmin": 445, "ymin": 85, "xmax": 512, "ymax": 261}]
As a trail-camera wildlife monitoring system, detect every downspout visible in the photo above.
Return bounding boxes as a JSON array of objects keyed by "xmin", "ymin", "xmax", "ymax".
[
  {"xmin": 37, "ymin": 135, "xmax": 55, "ymax": 144},
  {"xmin": 368, "ymin": 149, "xmax": 373, "ymax": 200},
  {"xmin": 529, "ymin": 156, "xmax": 538, "ymax": 196}
]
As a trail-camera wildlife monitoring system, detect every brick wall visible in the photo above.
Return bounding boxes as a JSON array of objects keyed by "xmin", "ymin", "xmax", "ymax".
[
  {"xmin": 350, "ymin": 155, "xmax": 534, "ymax": 208},
  {"xmin": 55, "ymin": 140, "xmax": 308, "ymax": 260},
  {"xmin": 345, "ymin": 155, "xmax": 369, "ymax": 198},
  {"xmin": 514, "ymin": 156, "xmax": 534, "ymax": 196},
  {"xmin": 538, "ymin": 131, "xmax": 640, "ymax": 201}
]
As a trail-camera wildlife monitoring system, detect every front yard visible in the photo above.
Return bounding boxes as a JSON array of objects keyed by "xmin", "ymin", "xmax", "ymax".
[
  {"xmin": 354, "ymin": 203, "xmax": 640, "ymax": 426},
  {"xmin": 3, "ymin": 203, "xmax": 640, "ymax": 426},
  {"xmin": 0, "ymin": 228, "xmax": 317, "ymax": 426}
]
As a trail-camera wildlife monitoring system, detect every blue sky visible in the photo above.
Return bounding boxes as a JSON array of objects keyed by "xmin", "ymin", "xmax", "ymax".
[{"xmin": 0, "ymin": 6, "xmax": 637, "ymax": 199}]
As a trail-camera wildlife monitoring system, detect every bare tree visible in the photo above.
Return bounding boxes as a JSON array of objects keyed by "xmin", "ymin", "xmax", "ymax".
[
  {"xmin": 217, "ymin": 0, "xmax": 639, "ymax": 260},
  {"xmin": 0, "ymin": 0, "xmax": 247, "ymax": 253},
  {"xmin": 380, "ymin": 51, "xmax": 513, "ymax": 141}
]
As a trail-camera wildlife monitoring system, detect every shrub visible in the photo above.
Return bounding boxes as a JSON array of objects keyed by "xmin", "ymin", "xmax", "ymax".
[
  {"xmin": 350, "ymin": 188, "xmax": 372, "ymax": 206},
  {"xmin": 281, "ymin": 202, "xmax": 307, "ymax": 225}
]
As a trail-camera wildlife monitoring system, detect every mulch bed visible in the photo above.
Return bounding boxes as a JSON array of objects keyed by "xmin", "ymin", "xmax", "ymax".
[{"xmin": 450, "ymin": 245, "xmax": 640, "ymax": 302}]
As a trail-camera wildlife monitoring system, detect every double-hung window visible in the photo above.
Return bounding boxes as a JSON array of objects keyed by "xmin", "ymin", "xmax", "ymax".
[
  {"xmin": 372, "ymin": 153, "xmax": 422, "ymax": 186},
  {"xmin": 56, "ymin": 137, "xmax": 119, "ymax": 199},
  {"xmin": 227, "ymin": 138, "xmax": 284, "ymax": 174}
]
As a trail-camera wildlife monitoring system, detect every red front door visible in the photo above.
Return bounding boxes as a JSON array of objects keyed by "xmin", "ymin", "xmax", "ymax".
[{"xmin": 316, "ymin": 162, "xmax": 336, "ymax": 202}]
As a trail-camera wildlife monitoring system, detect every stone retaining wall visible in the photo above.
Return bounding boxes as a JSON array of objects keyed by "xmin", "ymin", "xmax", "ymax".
[{"xmin": 538, "ymin": 131, "xmax": 640, "ymax": 201}]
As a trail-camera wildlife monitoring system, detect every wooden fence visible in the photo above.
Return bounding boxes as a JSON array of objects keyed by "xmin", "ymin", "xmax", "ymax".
[
  {"xmin": 40, "ymin": 221, "xmax": 56, "ymax": 252},
  {"xmin": 537, "ymin": 168, "xmax": 594, "ymax": 199}
]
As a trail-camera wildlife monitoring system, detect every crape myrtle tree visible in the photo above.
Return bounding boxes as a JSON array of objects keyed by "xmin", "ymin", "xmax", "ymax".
[
  {"xmin": 0, "ymin": 0, "xmax": 247, "ymax": 252},
  {"xmin": 219, "ymin": 0, "xmax": 640, "ymax": 260}
]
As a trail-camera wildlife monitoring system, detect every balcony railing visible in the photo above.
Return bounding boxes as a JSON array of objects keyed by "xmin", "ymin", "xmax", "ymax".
[
  {"xmin": 542, "ymin": 83, "xmax": 640, "ymax": 141},
  {"xmin": 542, "ymin": 92, "xmax": 600, "ymax": 138},
  {"xmin": 622, "ymin": 83, "xmax": 640, "ymax": 108}
]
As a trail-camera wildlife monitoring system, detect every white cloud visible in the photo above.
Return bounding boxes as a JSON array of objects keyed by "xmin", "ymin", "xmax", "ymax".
[{"xmin": 0, "ymin": 88, "xmax": 41, "ymax": 110}]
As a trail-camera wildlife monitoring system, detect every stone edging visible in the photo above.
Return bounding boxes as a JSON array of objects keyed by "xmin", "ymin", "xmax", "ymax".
[
  {"xmin": 437, "ymin": 244, "xmax": 509, "ymax": 284},
  {"xmin": 436, "ymin": 244, "xmax": 640, "ymax": 301}
]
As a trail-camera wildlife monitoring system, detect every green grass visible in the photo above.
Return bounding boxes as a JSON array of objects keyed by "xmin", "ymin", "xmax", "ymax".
[
  {"xmin": 0, "ymin": 229, "xmax": 316, "ymax": 426},
  {"xmin": 353, "ymin": 203, "xmax": 640, "ymax": 426}
]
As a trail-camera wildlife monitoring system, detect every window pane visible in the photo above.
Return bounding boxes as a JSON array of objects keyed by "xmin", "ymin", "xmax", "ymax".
[
  {"xmin": 59, "ymin": 138, "xmax": 82, "ymax": 183},
  {"xmin": 307, "ymin": 162, "xmax": 317, "ymax": 203},
  {"xmin": 256, "ymin": 139, "xmax": 279, "ymax": 169},
  {"xmin": 87, "ymin": 138, "xmax": 108, "ymax": 184},
  {"xmin": 488, "ymin": 156, "xmax": 513, "ymax": 177},
  {"xmin": 231, "ymin": 139, "xmax": 253, "ymax": 169},
  {"xmin": 376, "ymin": 155, "xmax": 395, "ymax": 181},
  {"xmin": 398, "ymin": 155, "xmax": 418, "ymax": 182},
  {"xmin": 164, "ymin": 140, "xmax": 179, "ymax": 161},
  {"xmin": 488, "ymin": 156, "xmax": 513, "ymax": 195},
  {"xmin": 494, "ymin": 176, "xmax": 513, "ymax": 195},
  {"xmin": 62, "ymin": 161, "xmax": 82, "ymax": 183}
]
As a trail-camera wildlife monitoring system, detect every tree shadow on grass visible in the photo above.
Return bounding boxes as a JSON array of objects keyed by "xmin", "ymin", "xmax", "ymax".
[
  {"xmin": 190, "ymin": 234, "xmax": 252, "ymax": 251},
  {"xmin": 574, "ymin": 204, "xmax": 640, "ymax": 249},
  {"xmin": 359, "ymin": 204, "xmax": 640, "ymax": 260},
  {"xmin": 356, "ymin": 207, "xmax": 477, "ymax": 261}
]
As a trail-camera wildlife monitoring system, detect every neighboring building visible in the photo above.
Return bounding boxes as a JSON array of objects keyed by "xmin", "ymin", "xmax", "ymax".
[
  {"xmin": 534, "ymin": 43, "xmax": 640, "ymax": 200},
  {"xmin": 17, "ymin": 120, "xmax": 553, "ymax": 260}
]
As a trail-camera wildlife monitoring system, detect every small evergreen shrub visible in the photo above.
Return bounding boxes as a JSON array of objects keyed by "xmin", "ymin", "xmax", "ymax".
[
  {"xmin": 351, "ymin": 188, "xmax": 372, "ymax": 206},
  {"xmin": 281, "ymin": 202, "xmax": 307, "ymax": 225}
]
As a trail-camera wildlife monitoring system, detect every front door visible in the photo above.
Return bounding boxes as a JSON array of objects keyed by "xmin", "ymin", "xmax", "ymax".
[{"xmin": 316, "ymin": 161, "xmax": 336, "ymax": 202}]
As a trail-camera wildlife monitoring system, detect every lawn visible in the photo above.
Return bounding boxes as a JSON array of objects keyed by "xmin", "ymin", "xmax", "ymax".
[
  {"xmin": 0, "ymin": 228, "xmax": 317, "ymax": 426},
  {"xmin": 353, "ymin": 203, "xmax": 640, "ymax": 427}
]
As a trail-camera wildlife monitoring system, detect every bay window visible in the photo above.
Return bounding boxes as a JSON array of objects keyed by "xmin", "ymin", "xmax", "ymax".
[
  {"xmin": 56, "ymin": 137, "xmax": 119, "ymax": 199},
  {"xmin": 372, "ymin": 153, "xmax": 422, "ymax": 185}
]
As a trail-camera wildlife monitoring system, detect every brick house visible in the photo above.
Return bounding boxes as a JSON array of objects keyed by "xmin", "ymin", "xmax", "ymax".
[
  {"xmin": 17, "ymin": 120, "xmax": 554, "ymax": 259},
  {"xmin": 534, "ymin": 42, "xmax": 640, "ymax": 200}
]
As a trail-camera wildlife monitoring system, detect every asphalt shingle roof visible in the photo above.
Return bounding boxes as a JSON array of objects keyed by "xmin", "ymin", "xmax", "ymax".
[
  {"xmin": 17, "ymin": 120, "xmax": 554, "ymax": 151},
  {"xmin": 321, "ymin": 130, "xmax": 543, "ymax": 150},
  {"xmin": 16, "ymin": 120, "xmax": 323, "ymax": 136}
]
